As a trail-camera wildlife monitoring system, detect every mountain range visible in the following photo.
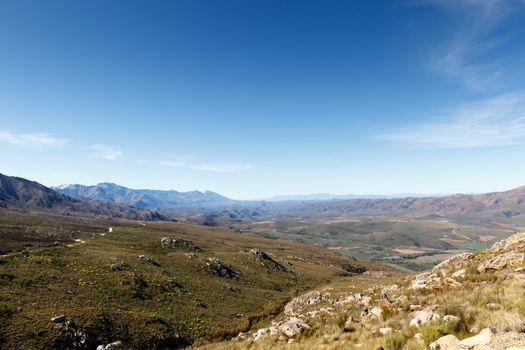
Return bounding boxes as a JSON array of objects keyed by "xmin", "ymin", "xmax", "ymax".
[
  {"xmin": 3, "ymin": 171, "xmax": 525, "ymax": 222},
  {"xmin": 53, "ymin": 183, "xmax": 234, "ymax": 209},
  {"xmin": 0, "ymin": 173, "xmax": 166, "ymax": 221}
]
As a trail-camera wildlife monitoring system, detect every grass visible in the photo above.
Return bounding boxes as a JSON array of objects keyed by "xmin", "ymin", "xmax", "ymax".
[{"xmin": 0, "ymin": 211, "xmax": 369, "ymax": 349}]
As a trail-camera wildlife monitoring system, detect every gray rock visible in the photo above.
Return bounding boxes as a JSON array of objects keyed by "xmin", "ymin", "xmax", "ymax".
[
  {"xmin": 249, "ymin": 248, "xmax": 286, "ymax": 271},
  {"xmin": 206, "ymin": 257, "xmax": 240, "ymax": 278},
  {"xmin": 409, "ymin": 308, "xmax": 440, "ymax": 327},
  {"xmin": 280, "ymin": 317, "xmax": 310, "ymax": 338},
  {"xmin": 443, "ymin": 315, "xmax": 461, "ymax": 323},
  {"xmin": 97, "ymin": 341, "xmax": 124, "ymax": 350},
  {"xmin": 110, "ymin": 261, "xmax": 129, "ymax": 271},
  {"xmin": 51, "ymin": 315, "xmax": 66, "ymax": 323},
  {"xmin": 138, "ymin": 255, "xmax": 160, "ymax": 267},
  {"xmin": 160, "ymin": 237, "xmax": 201, "ymax": 251}
]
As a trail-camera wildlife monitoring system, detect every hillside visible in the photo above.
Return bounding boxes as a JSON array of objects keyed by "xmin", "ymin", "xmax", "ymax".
[
  {"xmin": 0, "ymin": 173, "xmax": 167, "ymax": 222},
  {"xmin": 0, "ymin": 213, "xmax": 375, "ymax": 350},
  {"xmin": 271, "ymin": 186, "xmax": 525, "ymax": 220},
  {"xmin": 201, "ymin": 231, "xmax": 525, "ymax": 349},
  {"xmin": 54, "ymin": 183, "xmax": 234, "ymax": 210}
]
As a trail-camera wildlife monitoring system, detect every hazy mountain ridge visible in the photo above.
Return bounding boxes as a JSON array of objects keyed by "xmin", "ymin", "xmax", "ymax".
[{"xmin": 54, "ymin": 183, "xmax": 234, "ymax": 210}]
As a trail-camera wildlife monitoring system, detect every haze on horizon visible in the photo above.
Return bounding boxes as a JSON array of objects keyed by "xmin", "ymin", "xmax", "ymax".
[{"xmin": 2, "ymin": 0, "xmax": 525, "ymax": 200}]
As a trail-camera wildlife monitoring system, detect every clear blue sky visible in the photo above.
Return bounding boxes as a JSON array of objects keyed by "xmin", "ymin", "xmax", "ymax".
[{"xmin": 1, "ymin": 0, "xmax": 525, "ymax": 199}]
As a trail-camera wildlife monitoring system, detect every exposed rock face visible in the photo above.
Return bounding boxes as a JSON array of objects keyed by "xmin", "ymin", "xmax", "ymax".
[
  {"xmin": 206, "ymin": 257, "xmax": 240, "ymax": 278},
  {"xmin": 160, "ymin": 237, "xmax": 201, "ymax": 251},
  {"xmin": 248, "ymin": 248, "xmax": 286, "ymax": 272},
  {"xmin": 279, "ymin": 317, "xmax": 310, "ymax": 338},
  {"xmin": 491, "ymin": 232, "xmax": 525, "ymax": 253},
  {"xmin": 138, "ymin": 255, "xmax": 160, "ymax": 267},
  {"xmin": 477, "ymin": 252, "xmax": 525, "ymax": 273},
  {"xmin": 433, "ymin": 252, "xmax": 474, "ymax": 273}
]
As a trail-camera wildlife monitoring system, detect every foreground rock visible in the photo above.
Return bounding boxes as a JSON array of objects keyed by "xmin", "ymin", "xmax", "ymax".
[{"xmin": 430, "ymin": 328, "xmax": 492, "ymax": 350}]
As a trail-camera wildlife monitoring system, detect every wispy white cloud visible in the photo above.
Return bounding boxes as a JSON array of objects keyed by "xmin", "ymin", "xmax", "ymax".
[
  {"xmin": 426, "ymin": 0, "xmax": 523, "ymax": 91},
  {"xmin": 379, "ymin": 92, "xmax": 525, "ymax": 148},
  {"xmin": 159, "ymin": 155, "xmax": 256, "ymax": 173},
  {"xmin": 0, "ymin": 131, "xmax": 68, "ymax": 148},
  {"xmin": 91, "ymin": 144, "xmax": 124, "ymax": 160}
]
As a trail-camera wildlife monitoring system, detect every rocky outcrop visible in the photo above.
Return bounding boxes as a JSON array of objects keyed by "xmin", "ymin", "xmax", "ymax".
[
  {"xmin": 160, "ymin": 237, "xmax": 201, "ymax": 251},
  {"xmin": 477, "ymin": 252, "xmax": 525, "ymax": 273},
  {"xmin": 206, "ymin": 257, "xmax": 240, "ymax": 278},
  {"xmin": 284, "ymin": 291, "xmax": 333, "ymax": 316},
  {"xmin": 248, "ymin": 248, "xmax": 286, "ymax": 271},
  {"xmin": 433, "ymin": 252, "xmax": 474, "ymax": 273}
]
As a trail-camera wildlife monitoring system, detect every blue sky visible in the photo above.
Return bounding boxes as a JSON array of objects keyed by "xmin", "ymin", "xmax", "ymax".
[{"xmin": 1, "ymin": 0, "xmax": 525, "ymax": 199}]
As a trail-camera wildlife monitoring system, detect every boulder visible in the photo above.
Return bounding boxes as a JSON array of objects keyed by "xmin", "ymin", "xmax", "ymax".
[
  {"xmin": 279, "ymin": 317, "xmax": 310, "ymax": 338},
  {"xmin": 411, "ymin": 272, "xmax": 439, "ymax": 290},
  {"xmin": 459, "ymin": 328, "xmax": 492, "ymax": 349},
  {"xmin": 429, "ymin": 334, "xmax": 460, "ymax": 350},
  {"xmin": 409, "ymin": 308, "xmax": 440, "ymax": 327}
]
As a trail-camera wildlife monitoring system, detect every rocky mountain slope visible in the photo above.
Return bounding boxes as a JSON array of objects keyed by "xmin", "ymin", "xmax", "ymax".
[
  {"xmin": 0, "ymin": 173, "xmax": 166, "ymax": 221},
  {"xmin": 203, "ymin": 232, "xmax": 525, "ymax": 349},
  {"xmin": 54, "ymin": 183, "xmax": 234, "ymax": 210}
]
